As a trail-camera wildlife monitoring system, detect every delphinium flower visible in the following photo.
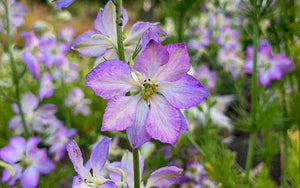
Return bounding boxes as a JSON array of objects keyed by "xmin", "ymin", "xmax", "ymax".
[
  {"xmin": 0, "ymin": 0, "xmax": 27, "ymax": 35},
  {"xmin": 180, "ymin": 159, "xmax": 216, "ymax": 188},
  {"xmin": 217, "ymin": 48, "xmax": 243, "ymax": 79},
  {"xmin": 67, "ymin": 137, "xmax": 125, "ymax": 188},
  {"xmin": 52, "ymin": 59, "xmax": 79, "ymax": 83},
  {"xmin": 114, "ymin": 150, "xmax": 182, "ymax": 188},
  {"xmin": 242, "ymin": 39, "xmax": 294, "ymax": 87},
  {"xmin": 73, "ymin": 0, "xmax": 167, "ymax": 66},
  {"xmin": 91, "ymin": 136, "xmax": 123, "ymax": 158},
  {"xmin": 52, "ymin": 0, "xmax": 75, "ymax": 9},
  {"xmin": 190, "ymin": 64, "xmax": 217, "ymax": 91},
  {"xmin": 45, "ymin": 126, "xmax": 76, "ymax": 161},
  {"xmin": 8, "ymin": 92, "xmax": 57, "ymax": 134},
  {"xmin": 0, "ymin": 136, "xmax": 55, "ymax": 188},
  {"xmin": 59, "ymin": 25, "xmax": 76, "ymax": 43},
  {"xmin": 85, "ymin": 40, "xmax": 209, "ymax": 148},
  {"xmin": 206, "ymin": 11, "xmax": 231, "ymax": 30},
  {"xmin": 64, "ymin": 87, "xmax": 91, "ymax": 115},
  {"xmin": 188, "ymin": 27, "xmax": 211, "ymax": 51},
  {"xmin": 215, "ymin": 26, "xmax": 240, "ymax": 51},
  {"xmin": 39, "ymin": 72, "xmax": 55, "ymax": 100}
]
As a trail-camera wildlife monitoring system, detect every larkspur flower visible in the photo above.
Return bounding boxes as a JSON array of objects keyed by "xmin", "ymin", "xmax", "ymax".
[
  {"xmin": 0, "ymin": 136, "xmax": 55, "ymax": 188},
  {"xmin": 67, "ymin": 137, "xmax": 124, "ymax": 188},
  {"xmin": 52, "ymin": 59, "xmax": 79, "ymax": 83},
  {"xmin": 188, "ymin": 27, "xmax": 211, "ymax": 51},
  {"xmin": 217, "ymin": 48, "xmax": 243, "ymax": 78},
  {"xmin": 52, "ymin": 0, "xmax": 75, "ymax": 9},
  {"xmin": 8, "ymin": 92, "xmax": 57, "ymax": 134},
  {"xmin": 85, "ymin": 40, "xmax": 209, "ymax": 148},
  {"xmin": 59, "ymin": 25, "xmax": 76, "ymax": 43},
  {"xmin": 0, "ymin": 0, "xmax": 27, "ymax": 35},
  {"xmin": 39, "ymin": 72, "xmax": 54, "ymax": 100},
  {"xmin": 191, "ymin": 64, "xmax": 217, "ymax": 91},
  {"xmin": 64, "ymin": 87, "xmax": 91, "ymax": 115},
  {"xmin": 242, "ymin": 40, "xmax": 294, "ymax": 86},
  {"xmin": 215, "ymin": 26, "xmax": 240, "ymax": 51},
  {"xmin": 73, "ymin": 0, "xmax": 167, "ymax": 66}
]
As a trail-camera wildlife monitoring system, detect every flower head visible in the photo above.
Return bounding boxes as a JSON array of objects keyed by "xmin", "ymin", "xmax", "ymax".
[
  {"xmin": 188, "ymin": 27, "xmax": 211, "ymax": 51},
  {"xmin": 0, "ymin": 136, "xmax": 55, "ymax": 188},
  {"xmin": 85, "ymin": 40, "xmax": 208, "ymax": 148},
  {"xmin": 64, "ymin": 87, "xmax": 91, "ymax": 115},
  {"xmin": 215, "ymin": 26, "xmax": 240, "ymax": 51},
  {"xmin": 191, "ymin": 64, "xmax": 217, "ymax": 91}
]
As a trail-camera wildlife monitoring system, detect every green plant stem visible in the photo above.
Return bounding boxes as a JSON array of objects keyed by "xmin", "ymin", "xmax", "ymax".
[
  {"xmin": 132, "ymin": 148, "xmax": 140, "ymax": 188},
  {"xmin": 176, "ymin": 11, "xmax": 184, "ymax": 43},
  {"xmin": 186, "ymin": 132, "xmax": 205, "ymax": 157},
  {"xmin": 114, "ymin": 0, "xmax": 125, "ymax": 61},
  {"xmin": 245, "ymin": 21, "xmax": 259, "ymax": 180},
  {"xmin": 3, "ymin": 0, "xmax": 29, "ymax": 138}
]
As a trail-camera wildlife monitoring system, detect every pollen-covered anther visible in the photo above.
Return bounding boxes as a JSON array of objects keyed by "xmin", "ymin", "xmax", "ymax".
[{"xmin": 142, "ymin": 79, "xmax": 157, "ymax": 100}]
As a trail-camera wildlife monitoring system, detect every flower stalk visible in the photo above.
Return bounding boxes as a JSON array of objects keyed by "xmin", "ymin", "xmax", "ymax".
[
  {"xmin": 3, "ymin": 0, "xmax": 29, "ymax": 137},
  {"xmin": 133, "ymin": 148, "xmax": 140, "ymax": 188},
  {"xmin": 114, "ymin": 0, "xmax": 125, "ymax": 61}
]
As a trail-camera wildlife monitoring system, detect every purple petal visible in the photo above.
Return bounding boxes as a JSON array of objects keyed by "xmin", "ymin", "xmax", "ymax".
[
  {"xmin": 146, "ymin": 166, "xmax": 183, "ymax": 188},
  {"xmin": 102, "ymin": 1, "xmax": 117, "ymax": 43},
  {"xmin": 20, "ymin": 92, "xmax": 39, "ymax": 113},
  {"xmin": 127, "ymin": 98, "xmax": 151, "ymax": 148},
  {"xmin": 102, "ymin": 96, "xmax": 139, "ymax": 131},
  {"xmin": 8, "ymin": 116, "xmax": 22, "ymax": 132},
  {"xmin": 85, "ymin": 60, "xmax": 137, "ymax": 100},
  {"xmin": 134, "ymin": 40, "xmax": 169, "ymax": 78},
  {"xmin": 0, "ymin": 136, "xmax": 26, "ymax": 163},
  {"xmin": 90, "ymin": 137, "xmax": 111, "ymax": 176},
  {"xmin": 26, "ymin": 136, "xmax": 41, "ymax": 153},
  {"xmin": 53, "ymin": 0, "xmax": 75, "ymax": 9},
  {"xmin": 22, "ymin": 52, "xmax": 40, "ymax": 79},
  {"xmin": 39, "ymin": 72, "xmax": 54, "ymax": 100},
  {"xmin": 20, "ymin": 167, "xmax": 39, "ymax": 188},
  {"xmin": 159, "ymin": 75, "xmax": 209, "ymax": 109},
  {"xmin": 273, "ymin": 53, "xmax": 294, "ymax": 74},
  {"xmin": 125, "ymin": 21, "xmax": 158, "ymax": 44},
  {"xmin": 141, "ymin": 25, "xmax": 168, "ymax": 50},
  {"xmin": 154, "ymin": 43, "xmax": 190, "ymax": 82},
  {"xmin": 146, "ymin": 95, "xmax": 181, "ymax": 145},
  {"xmin": 106, "ymin": 162, "xmax": 121, "ymax": 183},
  {"xmin": 99, "ymin": 181, "xmax": 118, "ymax": 188},
  {"xmin": 94, "ymin": 8, "xmax": 106, "ymax": 34},
  {"xmin": 36, "ymin": 104, "xmax": 57, "ymax": 120},
  {"xmin": 179, "ymin": 110, "xmax": 189, "ymax": 131}
]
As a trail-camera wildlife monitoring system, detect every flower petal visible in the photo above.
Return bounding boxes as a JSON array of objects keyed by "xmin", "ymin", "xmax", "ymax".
[
  {"xmin": 146, "ymin": 95, "xmax": 181, "ymax": 145},
  {"xmin": 159, "ymin": 74, "xmax": 209, "ymax": 109},
  {"xmin": 127, "ymin": 98, "xmax": 151, "ymax": 148},
  {"xmin": 22, "ymin": 51, "xmax": 40, "ymax": 79},
  {"xmin": 99, "ymin": 181, "xmax": 118, "ymax": 188},
  {"xmin": 85, "ymin": 60, "xmax": 137, "ymax": 100},
  {"xmin": 53, "ymin": 0, "xmax": 75, "ymax": 9},
  {"xmin": 145, "ymin": 166, "xmax": 183, "ymax": 188},
  {"xmin": 102, "ymin": 96, "xmax": 139, "ymax": 131},
  {"xmin": 20, "ymin": 92, "xmax": 39, "ymax": 113},
  {"xmin": 102, "ymin": 1, "xmax": 117, "ymax": 43},
  {"xmin": 124, "ymin": 22, "xmax": 158, "ymax": 44},
  {"xmin": 90, "ymin": 137, "xmax": 111, "ymax": 177},
  {"xmin": 0, "ymin": 136, "xmax": 25, "ymax": 163},
  {"xmin": 179, "ymin": 110, "xmax": 189, "ymax": 131},
  {"xmin": 154, "ymin": 43, "xmax": 190, "ymax": 82},
  {"xmin": 20, "ymin": 167, "xmax": 39, "ymax": 188}
]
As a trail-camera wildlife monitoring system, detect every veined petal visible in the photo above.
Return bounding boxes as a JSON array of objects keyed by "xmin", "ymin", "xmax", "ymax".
[
  {"xmin": 90, "ymin": 137, "xmax": 111, "ymax": 177},
  {"xmin": 133, "ymin": 40, "xmax": 169, "ymax": 79},
  {"xmin": 124, "ymin": 22, "xmax": 158, "ymax": 44},
  {"xmin": 20, "ymin": 167, "xmax": 39, "ymax": 188},
  {"xmin": 102, "ymin": 96, "xmax": 139, "ymax": 131},
  {"xmin": 154, "ymin": 43, "xmax": 190, "ymax": 82},
  {"xmin": 85, "ymin": 60, "xmax": 138, "ymax": 100},
  {"xmin": 99, "ymin": 181, "xmax": 118, "ymax": 188},
  {"xmin": 102, "ymin": 1, "xmax": 117, "ymax": 44},
  {"xmin": 127, "ymin": 98, "xmax": 151, "ymax": 148},
  {"xmin": 141, "ymin": 25, "xmax": 167, "ymax": 50},
  {"xmin": 72, "ymin": 30, "xmax": 110, "ymax": 57},
  {"xmin": 159, "ymin": 75, "xmax": 209, "ymax": 109},
  {"xmin": 146, "ymin": 95, "xmax": 181, "ymax": 145},
  {"xmin": 94, "ymin": 8, "xmax": 106, "ymax": 34},
  {"xmin": 145, "ymin": 166, "xmax": 183, "ymax": 188}
]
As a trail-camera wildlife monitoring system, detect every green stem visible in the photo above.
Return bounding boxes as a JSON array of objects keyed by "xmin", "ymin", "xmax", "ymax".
[
  {"xmin": 176, "ymin": 11, "xmax": 184, "ymax": 43},
  {"xmin": 114, "ymin": 0, "xmax": 125, "ymax": 61},
  {"xmin": 245, "ymin": 20, "xmax": 259, "ymax": 180},
  {"xmin": 3, "ymin": 0, "xmax": 29, "ymax": 138},
  {"xmin": 186, "ymin": 132, "xmax": 206, "ymax": 157},
  {"xmin": 132, "ymin": 148, "xmax": 140, "ymax": 188},
  {"xmin": 61, "ymin": 71, "xmax": 71, "ymax": 128}
]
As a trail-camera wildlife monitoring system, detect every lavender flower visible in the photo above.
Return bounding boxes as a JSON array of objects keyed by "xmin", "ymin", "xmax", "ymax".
[
  {"xmin": 64, "ymin": 87, "xmax": 91, "ymax": 115},
  {"xmin": 215, "ymin": 26, "xmax": 240, "ymax": 51},
  {"xmin": 39, "ymin": 72, "xmax": 54, "ymax": 100},
  {"xmin": 188, "ymin": 27, "xmax": 211, "ymax": 51},
  {"xmin": 242, "ymin": 40, "xmax": 294, "ymax": 86},
  {"xmin": 0, "ymin": 0, "xmax": 27, "ymax": 35},
  {"xmin": 52, "ymin": 59, "xmax": 79, "ymax": 83},
  {"xmin": 8, "ymin": 92, "xmax": 57, "ymax": 134},
  {"xmin": 52, "ymin": 0, "xmax": 75, "ymax": 9},
  {"xmin": 59, "ymin": 25, "xmax": 76, "ymax": 43},
  {"xmin": 73, "ymin": 0, "xmax": 167, "ymax": 66},
  {"xmin": 217, "ymin": 48, "xmax": 243, "ymax": 79},
  {"xmin": 0, "ymin": 136, "xmax": 55, "ymax": 188},
  {"xmin": 191, "ymin": 64, "xmax": 217, "ymax": 91},
  {"xmin": 67, "ymin": 137, "xmax": 124, "ymax": 188},
  {"xmin": 85, "ymin": 40, "xmax": 209, "ymax": 148}
]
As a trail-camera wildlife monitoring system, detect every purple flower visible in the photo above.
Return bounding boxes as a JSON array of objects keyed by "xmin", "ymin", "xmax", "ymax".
[
  {"xmin": 59, "ymin": 25, "xmax": 76, "ymax": 43},
  {"xmin": 0, "ymin": 136, "xmax": 55, "ymax": 188},
  {"xmin": 64, "ymin": 88, "xmax": 91, "ymax": 115},
  {"xmin": 52, "ymin": 60, "xmax": 79, "ymax": 83},
  {"xmin": 118, "ymin": 150, "xmax": 182, "ymax": 188},
  {"xmin": 52, "ymin": 0, "xmax": 75, "ymax": 9},
  {"xmin": 188, "ymin": 27, "xmax": 211, "ymax": 51},
  {"xmin": 85, "ymin": 40, "xmax": 208, "ymax": 148},
  {"xmin": 73, "ymin": 0, "xmax": 167, "ymax": 66},
  {"xmin": 192, "ymin": 64, "xmax": 217, "ymax": 90},
  {"xmin": 39, "ymin": 72, "xmax": 54, "ymax": 100},
  {"xmin": 8, "ymin": 92, "xmax": 57, "ymax": 134},
  {"xmin": 242, "ymin": 40, "xmax": 294, "ymax": 86},
  {"xmin": 217, "ymin": 48, "xmax": 243, "ymax": 79},
  {"xmin": 45, "ymin": 126, "xmax": 76, "ymax": 161},
  {"xmin": 67, "ymin": 137, "xmax": 121, "ymax": 188},
  {"xmin": 215, "ymin": 26, "xmax": 240, "ymax": 50},
  {"xmin": 0, "ymin": 0, "xmax": 27, "ymax": 35}
]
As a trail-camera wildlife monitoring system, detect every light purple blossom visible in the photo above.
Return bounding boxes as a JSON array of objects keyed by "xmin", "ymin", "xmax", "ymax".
[
  {"xmin": 39, "ymin": 72, "xmax": 54, "ymax": 100},
  {"xmin": 85, "ymin": 40, "xmax": 209, "ymax": 148},
  {"xmin": 0, "ymin": 0, "xmax": 27, "ymax": 35},
  {"xmin": 8, "ymin": 92, "xmax": 57, "ymax": 134},
  {"xmin": 73, "ymin": 0, "xmax": 167, "ymax": 66},
  {"xmin": 188, "ymin": 27, "xmax": 211, "ymax": 51},
  {"xmin": 192, "ymin": 64, "xmax": 217, "ymax": 90},
  {"xmin": 53, "ymin": 0, "xmax": 75, "ymax": 9},
  {"xmin": 215, "ymin": 26, "xmax": 240, "ymax": 51},
  {"xmin": 52, "ymin": 60, "xmax": 79, "ymax": 83},
  {"xmin": 64, "ymin": 87, "xmax": 91, "ymax": 115},
  {"xmin": 59, "ymin": 25, "xmax": 76, "ymax": 43},
  {"xmin": 67, "ymin": 137, "xmax": 121, "ymax": 188},
  {"xmin": 217, "ymin": 48, "xmax": 243, "ymax": 79},
  {"xmin": 206, "ymin": 12, "xmax": 231, "ymax": 29},
  {"xmin": 0, "ymin": 136, "xmax": 55, "ymax": 188},
  {"xmin": 242, "ymin": 40, "xmax": 294, "ymax": 86},
  {"xmin": 45, "ymin": 126, "xmax": 76, "ymax": 161}
]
